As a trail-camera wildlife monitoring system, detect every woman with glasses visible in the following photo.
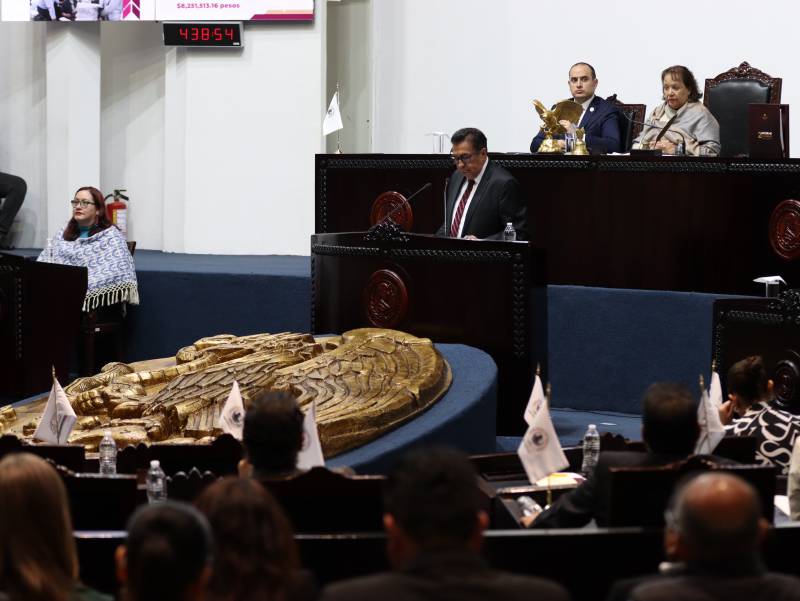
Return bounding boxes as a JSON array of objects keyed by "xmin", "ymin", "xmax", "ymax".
[
  {"xmin": 632, "ymin": 65, "xmax": 720, "ymax": 156},
  {"xmin": 37, "ymin": 186, "xmax": 138, "ymax": 313}
]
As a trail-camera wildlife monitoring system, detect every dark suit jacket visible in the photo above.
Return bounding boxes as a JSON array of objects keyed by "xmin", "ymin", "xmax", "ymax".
[
  {"xmin": 530, "ymin": 95, "xmax": 622, "ymax": 154},
  {"xmin": 618, "ymin": 560, "xmax": 800, "ymax": 601},
  {"xmin": 435, "ymin": 160, "xmax": 528, "ymax": 241},
  {"xmin": 320, "ymin": 549, "xmax": 569, "ymax": 601},
  {"xmin": 530, "ymin": 450, "xmax": 688, "ymax": 529}
]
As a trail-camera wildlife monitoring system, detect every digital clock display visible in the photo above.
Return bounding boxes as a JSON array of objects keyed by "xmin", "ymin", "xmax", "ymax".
[{"xmin": 163, "ymin": 22, "xmax": 243, "ymax": 47}]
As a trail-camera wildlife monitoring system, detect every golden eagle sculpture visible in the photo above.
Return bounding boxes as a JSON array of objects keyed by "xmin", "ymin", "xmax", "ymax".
[{"xmin": 532, "ymin": 99, "xmax": 583, "ymax": 153}]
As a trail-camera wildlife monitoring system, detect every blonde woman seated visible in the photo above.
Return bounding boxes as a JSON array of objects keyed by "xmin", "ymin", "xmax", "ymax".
[
  {"xmin": 633, "ymin": 65, "xmax": 721, "ymax": 156},
  {"xmin": 37, "ymin": 186, "xmax": 138, "ymax": 313}
]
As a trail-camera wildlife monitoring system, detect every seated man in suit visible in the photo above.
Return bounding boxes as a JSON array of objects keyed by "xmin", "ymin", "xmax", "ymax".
[
  {"xmin": 616, "ymin": 473, "xmax": 800, "ymax": 601},
  {"xmin": 530, "ymin": 62, "xmax": 622, "ymax": 154},
  {"xmin": 436, "ymin": 127, "xmax": 527, "ymax": 241},
  {"xmin": 321, "ymin": 446, "xmax": 569, "ymax": 601},
  {"xmin": 531, "ymin": 382, "xmax": 708, "ymax": 529}
]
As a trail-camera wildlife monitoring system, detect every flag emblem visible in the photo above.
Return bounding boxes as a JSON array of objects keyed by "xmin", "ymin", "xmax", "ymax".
[{"xmin": 530, "ymin": 428, "xmax": 549, "ymax": 450}]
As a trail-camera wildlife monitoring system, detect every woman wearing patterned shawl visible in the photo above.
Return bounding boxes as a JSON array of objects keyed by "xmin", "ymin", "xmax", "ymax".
[
  {"xmin": 720, "ymin": 355, "xmax": 800, "ymax": 474},
  {"xmin": 633, "ymin": 65, "xmax": 721, "ymax": 156},
  {"xmin": 37, "ymin": 186, "xmax": 138, "ymax": 312}
]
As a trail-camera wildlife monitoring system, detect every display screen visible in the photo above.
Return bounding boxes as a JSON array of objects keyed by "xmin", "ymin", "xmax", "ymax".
[
  {"xmin": 0, "ymin": 0, "xmax": 314, "ymax": 21},
  {"xmin": 163, "ymin": 22, "xmax": 243, "ymax": 47}
]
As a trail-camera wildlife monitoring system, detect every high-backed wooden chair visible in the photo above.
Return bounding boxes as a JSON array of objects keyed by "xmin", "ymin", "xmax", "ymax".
[
  {"xmin": 607, "ymin": 457, "xmax": 776, "ymax": 527},
  {"xmin": 80, "ymin": 239, "xmax": 136, "ymax": 375},
  {"xmin": 260, "ymin": 467, "xmax": 386, "ymax": 533},
  {"xmin": 606, "ymin": 94, "xmax": 646, "ymax": 152},
  {"xmin": 55, "ymin": 463, "xmax": 140, "ymax": 530},
  {"xmin": 704, "ymin": 61, "xmax": 782, "ymax": 156},
  {"xmin": 116, "ymin": 433, "xmax": 242, "ymax": 476},
  {"xmin": 168, "ymin": 467, "xmax": 219, "ymax": 501},
  {"xmin": 0, "ymin": 434, "xmax": 86, "ymax": 472}
]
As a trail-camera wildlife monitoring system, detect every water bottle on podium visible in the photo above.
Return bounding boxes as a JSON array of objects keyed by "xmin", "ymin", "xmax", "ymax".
[
  {"xmin": 581, "ymin": 424, "xmax": 600, "ymax": 476},
  {"xmin": 146, "ymin": 460, "xmax": 168, "ymax": 503},
  {"xmin": 98, "ymin": 431, "xmax": 117, "ymax": 475},
  {"xmin": 503, "ymin": 222, "xmax": 516, "ymax": 242}
]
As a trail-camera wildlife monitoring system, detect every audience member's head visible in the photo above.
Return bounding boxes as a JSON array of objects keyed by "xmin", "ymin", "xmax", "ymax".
[
  {"xmin": 383, "ymin": 446, "xmax": 488, "ymax": 567},
  {"xmin": 241, "ymin": 389, "xmax": 304, "ymax": 477},
  {"xmin": 195, "ymin": 477, "xmax": 301, "ymax": 601},
  {"xmin": 116, "ymin": 501, "xmax": 213, "ymax": 601},
  {"xmin": 641, "ymin": 382, "xmax": 699, "ymax": 455},
  {"xmin": 0, "ymin": 453, "xmax": 78, "ymax": 601},
  {"xmin": 727, "ymin": 355, "xmax": 773, "ymax": 410},
  {"xmin": 664, "ymin": 472, "xmax": 767, "ymax": 564}
]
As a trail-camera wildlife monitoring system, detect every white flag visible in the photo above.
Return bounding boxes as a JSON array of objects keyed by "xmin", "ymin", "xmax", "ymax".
[
  {"xmin": 524, "ymin": 373, "xmax": 545, "ymax": 426},
  {"xmin": 219, "ymin": 380, "xmax": 245, "ymax": 440},
  {"xmin": 517, "ymin": 391, "xmax": 568, "ymax": 484},
  {"xmin": 322, "ymin": 91, "xmax": 343, "ymax": 136},
  {"xmin": 297, "ymin": 400, "xmax": 325, "ymax": 470},
  {"xmin": 709, "ymin": 370, "xmax": 723, "ymax": 409},
  {"xmin": 34, "ymin": 376, "xmax": 77, "ymax": 444},
  {"xmin": 695, "ymin": 384, "xmax": 725, "ymax": 455}
]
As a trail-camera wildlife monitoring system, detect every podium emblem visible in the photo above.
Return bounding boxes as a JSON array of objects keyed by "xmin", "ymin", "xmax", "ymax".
[
  {"xmin": 364, "ymin": 269, "xmax": 408, "ymax": 328},
  {"xmin": 769, "ymin": 199, "xmax": 800, "ymax": 260},
  {"xmin": 370, "ymin": 191, "xmax": 413, "ymax": 232}
]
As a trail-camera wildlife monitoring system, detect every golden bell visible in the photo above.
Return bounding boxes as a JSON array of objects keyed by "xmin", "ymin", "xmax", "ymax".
[{"xmin": 572, "ymin": 128, "xmax": 589, "ymax": 155}]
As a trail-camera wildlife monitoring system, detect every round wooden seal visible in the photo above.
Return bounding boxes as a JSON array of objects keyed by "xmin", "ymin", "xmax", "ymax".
[
  {"xmin": 769, "ymin": 199, "xmax": 800, "ymax": 260},
  {"xmin": 363, "ymin": 269, "xmax": 408, "ymax": 328},
  {"xmin": 774, "ymin": 352, "xmax": 800, "ymax": 410},
  {"xmin": 370, "ymin": 191, "xmax": 413, "ymax": 232}
]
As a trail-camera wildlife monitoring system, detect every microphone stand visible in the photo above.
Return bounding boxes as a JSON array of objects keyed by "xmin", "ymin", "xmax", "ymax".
[{"xmin": 624, "ymin": 112, "xmax": 686, "ymax": 155}]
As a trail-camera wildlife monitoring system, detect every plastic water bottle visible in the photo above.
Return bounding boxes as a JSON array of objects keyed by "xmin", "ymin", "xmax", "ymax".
[
  {"xmin": 581, "ymin": 424, "xmax": 600, "ymax": 476},
  {"xmin": 98, "ymin": 431, "xmax": 117, "ymax": 475},
  {"xmin": 146, "ymin": 460, "xmax": 167, "ymax": 503},
  {"xmin": 503, "ymin": 222, "xmax": 516, "ymax": 242}
]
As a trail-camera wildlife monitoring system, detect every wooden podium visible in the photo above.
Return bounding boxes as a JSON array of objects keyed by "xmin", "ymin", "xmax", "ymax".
[
  {"xmin": 0, "ymin": 253, "xmax": 87, "ymax": 401},
  {"xmin": 310, "ymin": 229, "xmax": 546, "ymax": 435},
  {"xmin": 712, "ymin": 290, "xmax": 800, "ymax": 412}
]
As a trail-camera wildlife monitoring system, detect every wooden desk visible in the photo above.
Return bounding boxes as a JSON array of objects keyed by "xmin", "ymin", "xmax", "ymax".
[{"xmin": 316, "ymin": 154, "xmax": 800, "ymax": 294}]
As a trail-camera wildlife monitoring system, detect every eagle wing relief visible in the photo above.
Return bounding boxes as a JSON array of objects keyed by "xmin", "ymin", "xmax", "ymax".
[{"xmin": 8, "ymin": 329, "xmax": 451, "ymax": 457}]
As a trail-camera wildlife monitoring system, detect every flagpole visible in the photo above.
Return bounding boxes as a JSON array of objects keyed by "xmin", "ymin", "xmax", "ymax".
[
  {"xmin": 335, "ymin": 82, "xmax": 342, "ymax": 155},
  {"xmin": 545, "ymin": 382, "xmax": 553, "ymax": 508},
  {"xmin": 52, "ymin": 366, "xmax": 61, "ymax": 444}
]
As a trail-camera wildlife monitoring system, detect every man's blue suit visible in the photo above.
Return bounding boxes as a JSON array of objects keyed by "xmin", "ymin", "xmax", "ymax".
[{"xmin": 530, "ymin": 96, "xmax": 622, "ymax": 154}]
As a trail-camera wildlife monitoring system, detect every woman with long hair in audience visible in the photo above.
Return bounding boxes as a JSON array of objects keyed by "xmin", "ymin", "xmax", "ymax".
[
  {"xmin": 195, "ymin": 476, "xmax": 317, "ymax": 601},
  {"xmin": 720, "ymin": 355, "xmax": 800, "ymax": 474},
  {"xmin": 0, "ymin": 453, "xmax": 112, "ymax": 601}
]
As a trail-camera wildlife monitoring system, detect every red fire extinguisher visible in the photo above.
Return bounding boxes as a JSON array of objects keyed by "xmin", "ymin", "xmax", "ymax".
[{"xmin": 105, "ymin": 189, "xmax": 129, "ymax": 239}]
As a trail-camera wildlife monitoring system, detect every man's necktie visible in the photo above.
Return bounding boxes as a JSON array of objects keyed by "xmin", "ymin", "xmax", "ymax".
[{"xmin": 450, "ymin": 179, "xmax": 476, "ymax": 237}]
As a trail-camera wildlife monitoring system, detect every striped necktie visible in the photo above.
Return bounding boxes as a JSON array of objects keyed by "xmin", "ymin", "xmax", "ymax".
[{"xmin": 450, "ymin": 179, "xmax": 476, "ymax": 237}]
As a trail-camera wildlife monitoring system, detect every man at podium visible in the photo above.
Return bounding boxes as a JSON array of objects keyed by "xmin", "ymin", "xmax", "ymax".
[{"xmin": 436, "ymin": 128, "xmax": 527, "ymax": 241}]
